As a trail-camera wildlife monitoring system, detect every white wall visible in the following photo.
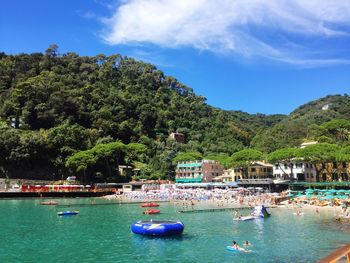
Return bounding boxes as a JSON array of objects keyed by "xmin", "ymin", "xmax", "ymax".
[{"xmin": 273, "ymin": 162, "xmax": 316, "ymax": 181}]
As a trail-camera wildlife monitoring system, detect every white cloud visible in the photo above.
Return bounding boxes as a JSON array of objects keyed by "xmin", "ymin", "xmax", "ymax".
[{"xmin": 102, "ymin": 0, "xmax": 350, "ymax": 65}]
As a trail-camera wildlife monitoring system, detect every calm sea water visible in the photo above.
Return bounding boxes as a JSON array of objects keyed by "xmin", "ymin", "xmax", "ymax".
[{"xmin": 0, "ymin": 198, "xmax": 349, "ymax": 263}]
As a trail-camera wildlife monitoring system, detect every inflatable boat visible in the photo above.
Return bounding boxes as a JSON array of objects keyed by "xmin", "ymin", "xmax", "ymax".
[
  {"xmin": 143, "ymin": 209, "xmax": 160, "ymax": 215},
  {"xmin": 131, "ymin": 220, "xmax": 184, "ymax": 236},
  {"xmin": 238, "ymin": 216, "xmax": 256, "ymax": 221},
  {"xmin": 57, "ymin": 211, "xmax": 79, "ymax": 216},
  {"xmin": 140, "ymin": 203, "xmax": 159, "ymax": 207},
  {"xmin": 234, "ymin": 205, "xmax": 271, "ymax": 221}
]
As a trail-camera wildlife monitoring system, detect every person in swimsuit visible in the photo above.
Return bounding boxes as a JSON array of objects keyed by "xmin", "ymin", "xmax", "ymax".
[
  {"xmin": 243, "ymin": 241, "xmax": 251, "ymax": 246},
  {"xmin": 232, "ymin": 241, "xmax": 241, "ymax": 250}
]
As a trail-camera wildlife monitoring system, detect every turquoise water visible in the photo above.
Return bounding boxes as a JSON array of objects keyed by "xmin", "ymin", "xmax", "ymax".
[{"xmin": 1, "ymin": 199, "xmax": 350, "ymax": 263}]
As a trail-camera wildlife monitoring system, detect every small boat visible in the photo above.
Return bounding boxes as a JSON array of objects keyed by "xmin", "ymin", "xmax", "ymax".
[
  {"xmin": 57, "ymin": 211, "xmax": 79, "ymax": 216},
  {"xmin": 143, "ymin": 209, "xmax": 160, "ymax": 215},
  {"xmin": 40, "ymin": 201, "xmax": 58, "ymax": 205},
  {"xmin": 140, "ymin": 203, "xmax": 159, "ymax": 208}
]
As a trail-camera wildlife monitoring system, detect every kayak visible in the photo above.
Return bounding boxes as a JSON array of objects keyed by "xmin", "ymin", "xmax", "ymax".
[
  {"xmin": 40, "ymin": 201, "xmax": 58, "ymax": 205},
  {"xmin": 143, "ymin": 209, "xmax": 161, "ymax": 214},
  {"xmin": 58, "ymin": 211, "xmax": 79, "ymax": 216},
  {"xmin": 140, "ymin": 203, "xmax": 160, "ymax": 207}
]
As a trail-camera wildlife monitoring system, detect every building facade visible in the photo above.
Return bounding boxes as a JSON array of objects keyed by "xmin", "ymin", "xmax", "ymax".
[
  {"xmin": 311, "ymin": 161, "xmax": 350, "ymax": 182},
  {"xmin": 234, "ymin": 161, "xmax": 273, "ymax": 179},
  {"xmin": 213, "ymin": 169, "xmax": 242, "ymax": 183},
  {"xmin": 273, "ymin": 162, "xmax": 317, "ymax": 182},
  {"xmin": 175, "ymin": 160, "xmax": 223, "ymax": 183}
]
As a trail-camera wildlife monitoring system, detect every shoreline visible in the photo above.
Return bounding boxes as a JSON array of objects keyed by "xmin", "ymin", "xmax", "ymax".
[
  {"xmin": 0, "ymin": 191, "xmax": 114, "ymax": 199},
  {"xmin": 105, "ymin": 197, "xmax": 346, "ymax": 217}
]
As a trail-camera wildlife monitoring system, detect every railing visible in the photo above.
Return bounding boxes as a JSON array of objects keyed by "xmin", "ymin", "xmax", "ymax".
[
  {"xmin": 238, "ymin": 179, "xmax": 274, "ymax": 185},
  {"xmin": 318, "ymin": 243, "xmax": 350, "ymax": 263}
]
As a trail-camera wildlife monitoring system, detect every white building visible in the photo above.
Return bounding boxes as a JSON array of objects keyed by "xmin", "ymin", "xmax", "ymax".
[
  {"xmin": 322, "ymin": 104, "xmax": 331, "ymax": 111},
  {"xmin": 273, "ymin": 161, "xmax": 317, "ymax": 182}
]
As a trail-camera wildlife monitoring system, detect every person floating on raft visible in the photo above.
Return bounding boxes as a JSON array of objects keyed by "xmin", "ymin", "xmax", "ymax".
[{"xmin": 227, "ymin": 241, "xmax": 251, "ymax": 252}]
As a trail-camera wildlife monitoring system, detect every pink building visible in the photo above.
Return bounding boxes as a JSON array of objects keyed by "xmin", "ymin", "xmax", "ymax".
[{"xmin": 175, "ymin": 160, "xmax": 224, "ymax": 183}]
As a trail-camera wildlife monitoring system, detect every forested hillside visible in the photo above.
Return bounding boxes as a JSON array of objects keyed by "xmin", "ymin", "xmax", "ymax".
[
  {"xmin": 251, "ymin": 94, "xmax": 350, "ymax": 152},
  {"xmin": 0, "ymin": 46, "xmax": 284, "ymax": 181}
]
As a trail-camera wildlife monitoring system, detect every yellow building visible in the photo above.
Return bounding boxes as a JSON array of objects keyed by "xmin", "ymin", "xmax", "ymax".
[
  {"xmin": 234, "ymin": 161, "xmax": 273, "ymax": 179},
  {"xmin": 314, "ymin": 161, "xmax": 350, "ymax": 182},
  {"xmin": 212, "ymin": 169, "xmax": 242, "ymax": 183}
]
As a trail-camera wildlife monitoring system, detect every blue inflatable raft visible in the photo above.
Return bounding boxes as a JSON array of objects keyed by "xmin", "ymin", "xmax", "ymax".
[
  {"xmin": 58, "ymin": 211, "xmax": 79, "ymax": 216},
  {"xmin": 131, "ymin": 220, "xmax": 184, "ymax": 236},
  {"xmin": 226, "ymin": 246, "xmax": 251, "ymax": 253},
  {"xmin": 227, "ymin": 246, "xmax": 243, "ymax": 252}
]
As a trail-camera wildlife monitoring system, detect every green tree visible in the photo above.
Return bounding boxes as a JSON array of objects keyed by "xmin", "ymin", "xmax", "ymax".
[
  {"xmin": 298, "ymin": 143, "xmax": 340, "ymax": 181},
  {"xmin": 230, "ymin": 149, "xmax": 264, "ymax": 178},
  {"xmin": 267, "ymin": 147, "xmax": 300, "ymax": 179},
  {"xmin": 173, "ymin": 151, "xmax": 203, "ymax": 164},
  {"xmin": 65, "ymin": 150, "xmax": 97, "ymax": 184},
  {"xmin": 337, "ymin": 146, "xmax": 350, "ymax": 162}
]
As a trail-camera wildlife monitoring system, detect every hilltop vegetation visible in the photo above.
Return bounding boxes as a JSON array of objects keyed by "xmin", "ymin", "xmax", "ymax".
[
  {"xmin": 0, "ymin": 46, "xmax": 284, "ymax": 181},
  {"xmin": 0, "ymin": 46, "xmax": 349, "ymax": 182},
  {"xmin": 251, "ymin": 94, "xmax": 350, "ymax": 152}
]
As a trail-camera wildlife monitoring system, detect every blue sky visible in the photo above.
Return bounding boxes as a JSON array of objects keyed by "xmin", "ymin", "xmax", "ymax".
[{"xmin": 1, "ymin": 0, "xmax": 350, "ymax": 115}]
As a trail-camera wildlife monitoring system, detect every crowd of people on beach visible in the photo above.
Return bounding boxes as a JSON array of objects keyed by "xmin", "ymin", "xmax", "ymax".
[
  {"xmin": 103, "ymin": 185, "xmax": 350, "ymax": 219},
  {"xmin": 110, "ymin": 187, "xmax": 278, "ymax": 209}
]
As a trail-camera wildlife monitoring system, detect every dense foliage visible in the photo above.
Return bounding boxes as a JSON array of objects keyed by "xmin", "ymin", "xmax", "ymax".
[
  {"xmin": 0, "ymin": 46, "xmax": 284, "ymax": 181},
  {"xmin": 0, "ymin": 46, "xmax": 349, "ymax": 182},
  {"xmin": 251, "ymin": 95, "xmax": 350, "ymax": 152}
]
